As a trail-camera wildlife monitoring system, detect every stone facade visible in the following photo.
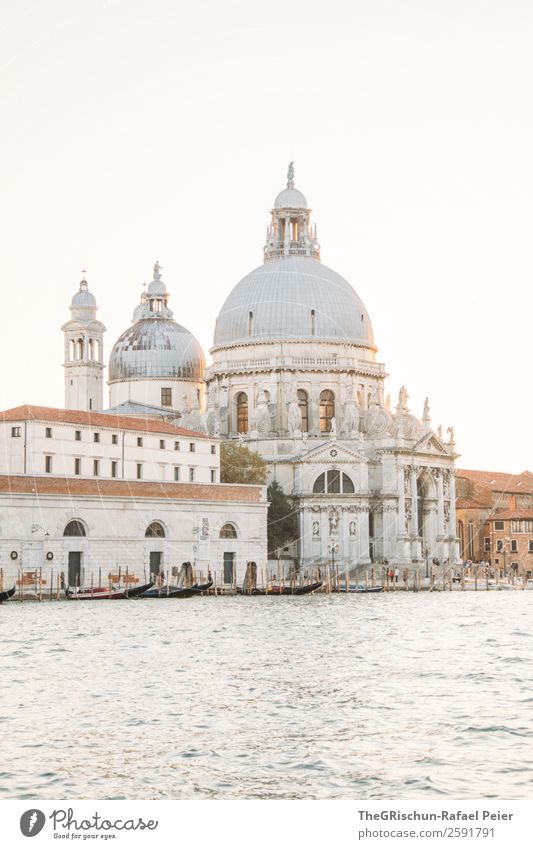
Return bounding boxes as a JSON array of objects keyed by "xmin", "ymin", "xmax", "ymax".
[{"xmin": 204, "ymin": 170, "xmax": 460, "ymax": 569}]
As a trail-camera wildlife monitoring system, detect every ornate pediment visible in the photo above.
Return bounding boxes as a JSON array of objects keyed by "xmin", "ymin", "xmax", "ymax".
[
  {"xmin": 413, "ymin": 432, "xmax": 450, "ymax": 456},
  {"xmin": 295, "ymin": 439, "xmax": 367, "ymax": 465}
]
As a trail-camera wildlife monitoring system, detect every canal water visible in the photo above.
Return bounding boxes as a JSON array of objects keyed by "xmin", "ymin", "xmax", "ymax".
[{"xmin": 1, "ymin": 592, "xmax": 532, "ymax": 799}]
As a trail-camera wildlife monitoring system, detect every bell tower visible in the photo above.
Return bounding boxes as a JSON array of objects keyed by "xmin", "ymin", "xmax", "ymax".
[{"xmin": 61, "ymin": 273, "xmax": 106, "ymax": 411}]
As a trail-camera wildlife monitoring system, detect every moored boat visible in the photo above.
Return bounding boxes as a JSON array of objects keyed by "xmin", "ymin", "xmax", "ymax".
[
  {"xmin": 0, "ymin": 584, "xmax": 16, "ymax": 603},
  {"xmin": 270, "ymin": 581, "xmax": 322, "ymax": 595},
  {"xmin": 124, "ymin": 581, "xmax": 154, "ymax": 598},
  {"xmin": 65, "ymin": 586, "xmax": 127, "ymax": 600},
  {"xmin": 140, "ymin": 584, "xmax": 197, "ymax": 598}
]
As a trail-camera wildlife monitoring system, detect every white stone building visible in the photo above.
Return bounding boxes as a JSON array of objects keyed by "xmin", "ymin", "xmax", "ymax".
[
  {"xmin": 204, "ymin": 167, "xmax": 460, "ymax": 570},
  {"xmin": 0, "ymin": 165, "xmax": 458, "ymax": 586},
  {"xmin": 0, "ymin": 473, "xmax": 266, "ymax": 589}
]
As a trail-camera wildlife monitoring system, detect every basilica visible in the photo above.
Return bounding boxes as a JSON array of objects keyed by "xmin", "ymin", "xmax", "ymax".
[{"xmin": 0, "ymin": 166, "xmax": 459, "ymax": 584}]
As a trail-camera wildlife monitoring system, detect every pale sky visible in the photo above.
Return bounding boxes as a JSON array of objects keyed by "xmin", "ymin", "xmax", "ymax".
[{"xmin": 0, "ymin": 0, "xmax": 531, "ymax": 473}]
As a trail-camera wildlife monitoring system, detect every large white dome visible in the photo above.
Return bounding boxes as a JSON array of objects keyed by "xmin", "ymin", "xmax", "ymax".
[{"xmin": 212, "ymin": 256, "xmax": 374, "ymax": 349}]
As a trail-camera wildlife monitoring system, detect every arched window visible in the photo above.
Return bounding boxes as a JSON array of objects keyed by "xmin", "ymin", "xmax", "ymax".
[
  {"xmin": 313, "ymin": 473, "xmax": 326, "ymax": 493},
  {"xmin": 319, "ymin": 390, "xmax": 335, "ymax": 433},
  {"xmin": 77, "ymin": 338, "xmax": 84, "ymax": 360},
  {"xmin": 297, "ymin": 389, "xmax": 309, "ymax": 432},
  {"xmin": 145, "ymin": 521, "xmax": 165, "ymax": 538},
  {"xmin": 95, "ymin": 340, "xmax": 100, "ymax": 361},
  {"xmin": 248, "ymin": 311, "xmax": 254, "ymax": 335},
  {"xmin": 64, "ymin": 520, "xmax": 86, "ymax": 537},
  {"xmin": 457, "ymin": 520, "xmax": 465, "ymax": 558},
  {"xmin": 69, "ymin": 339, "xmax": 75, "ymax": 361},
  {"xmin": 220, "ymin": 523, "xmax": 237, "ymax": 539},
  {"xmin": 342, "ymin": 473, "xmax": 355, "ymax": 493},
  {"xmin": 236, "ymin": 392, "xmax": 248, "ymax": 434},
  {"xmin": 312, "ymin": 471, "xmax": 355, "ymax": 494},
  {"xmin": 88, "ymin": 339, "xmax": 94, "ymax": 359}
]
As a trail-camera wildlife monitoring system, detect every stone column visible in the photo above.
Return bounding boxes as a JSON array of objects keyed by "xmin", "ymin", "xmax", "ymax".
[
  {"xmin": 411, "ymin": 465, "xmax": 422, "ymax": 561},
  {"xmin": 448, "ymin": 471, "xmax": 458, "ymax": 561},
  {"xmin": 436, "ymin": 469, "xmax": 445, "ymax": 541}
]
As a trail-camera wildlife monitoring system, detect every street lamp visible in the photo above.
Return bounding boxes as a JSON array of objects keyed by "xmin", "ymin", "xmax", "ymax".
[
  {"xmin": 31, "ymin": 524, "xmax": 49, "ymax": 536},
  {"xmin": 425, "ymin": 546, "xmax": 429, "ymax": 579}
]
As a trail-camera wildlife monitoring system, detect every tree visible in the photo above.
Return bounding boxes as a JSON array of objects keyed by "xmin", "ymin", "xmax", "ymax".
[
  {"xmin": 267, "ymin": 480, "xmax": 299, "ymax": 557},
  {"xmin": 220, "ymin": 441, "xmax": 268, "ymax": 485}
]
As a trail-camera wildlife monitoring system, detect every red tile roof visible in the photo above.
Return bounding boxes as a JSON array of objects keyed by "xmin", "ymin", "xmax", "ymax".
[
  {"xmin": 457, "ymin": 468, "xmax": 533, "ymax": 494},
  {"xmin": 0, "ymin": 475, "xmax": 264, "ymax": 503},
  {"xmin": 0, "ymin": 405, "xmax": 209, "ymax": 439},
  {"xmin": 487, "ymin": 509, "xmax": 533, "ymax": 522}
]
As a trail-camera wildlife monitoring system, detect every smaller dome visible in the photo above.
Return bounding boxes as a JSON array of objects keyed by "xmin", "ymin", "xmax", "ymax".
[
  {"xmin": 147, "ymin": 278, "xmax": 167, "ymax": 297},
  {"xmin": 274, "ymin": 186, "xmax": 308, "ymax": 209},
  {"xmin": 71, "ymin": 289, "xmax": 96, "ymax": 308}
]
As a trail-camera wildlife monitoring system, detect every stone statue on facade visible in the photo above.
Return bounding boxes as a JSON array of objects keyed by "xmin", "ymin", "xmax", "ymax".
[
  {"xmin": 287, "ymin": 384, "xmax": 302, "ymax": 437},
  {"xmin": 329, "ymin": 417, "xmax": 337, "ymax": 437},
  {"xmin": 341, "ymin": 383, "xmax": 359, "ymax": 437},
  {"xmin": 422, "ymin": 397, "xmax": 431, "ymax": 429},
  {"xmin": 255, "ymin": 389, "xmax": 271, "ymax": 434}
]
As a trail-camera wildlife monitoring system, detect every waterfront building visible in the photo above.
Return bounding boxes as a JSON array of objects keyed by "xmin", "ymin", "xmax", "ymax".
[
  {"xmin": 1, "ymin": 165, "xmax": 464, "ymax": 582},
  {"xmin": 205, "ymin": 167, "xmax": 459, "ymax": 569},
  {"xmin": 0, "ymin": 406, "xmax": 266, "ymax": 587},
  {"xmin": 456, "ymin": 468, "xmax": 533, "ymax": 574}
]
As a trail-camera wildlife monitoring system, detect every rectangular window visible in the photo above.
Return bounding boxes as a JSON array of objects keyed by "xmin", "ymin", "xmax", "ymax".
[
  {"xmin": 174, "ymin": 466, "xmax": 180, "ymax": 481},
  {"xmin": 494, "ymin": 520, "xmax": 504, "ymax": 531},
  {"xmin": 94, "ymin": 432, "xmax": 100, "ymax": 443},
  {"xmin": 111, "ymin": 461, "xmax": 118, "ymax": 478},
  {"xmin": 45, "ymin": 455, "xmax": 52, "ymax": 473},
  {"xmin": 496, "ymin": 539, "xmax": 503, "ymax": 552},
  {"xmin": 137, "ymin": 437, "xmax": 143, "ymax": 447},
  {"xmin": 174, "ymin": 441, "xmax": 180, "ymax": 451},
  {"xmin": 75, "ymin": 430, "xmax": 81, "ymax": 441},
  {"xmin": 189, "ymin": 468, "xmax": 195, "ymax": 482},
  {"xmin": 137, "ymin": 463, "xmax": 142, "ymax": 480},
  {"xmin": 211, "ymin": 444, "xmax": 216, "ymax": 455},
  {"xmin": 11, "ymin": 426, "xmax": 20, "ymax": 437},
  {"xmin": 112, "ymin": 434, "xmax": 118, "ymax": 445},
  {"xmin": 93, "ymin": 459, "xmax": 99, "ymax": 477},
  {"xmin": 160, "ymin": 439, "xmax": 165, "ymax": 449},
  {"xmin": 161, "ymin": 388, "xmax": 172, "ymax": 406},
  {"xmin": 211, "ymin": 469, "xmax": 216, "ymax": 483},
  {"xmin": 483, "ymin": 537, "xmax": 490, "ymax": 551},
  {"xmin": 510, "ymin": 540, "xmax": 518, "ymax": 553},
  {"xmin": 528, "ymin": 540, "xmax": 533, "ymax": 553},
  {"xmin": 45, "ymin": 427, "xmax": 52, "ymax": 438},
  {"xmin": 74, "ymin": 458, "xmax": 81, "ymax": 475},
  {"xmin": 189, "ymin": 443, "xmax": 195, "ymax": 453}
]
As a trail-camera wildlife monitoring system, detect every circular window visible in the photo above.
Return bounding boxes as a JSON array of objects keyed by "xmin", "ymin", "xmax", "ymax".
[
  {"xmin": 46, "ymin": 551, "xmax": 54, "ymax": 561},
  {"xmin": 10, "ymin": 550, "xmax": 18, "ymax": 560}
]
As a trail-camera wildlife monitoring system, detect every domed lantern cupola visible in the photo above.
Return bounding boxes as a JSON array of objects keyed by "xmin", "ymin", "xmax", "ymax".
[
  {"xmin": 264, "ymin": 163, "xmax": 320, "ymax": 262},
  {"xmin": 108, "ymin": 261, "xmax": 205, "ymax": 416}
]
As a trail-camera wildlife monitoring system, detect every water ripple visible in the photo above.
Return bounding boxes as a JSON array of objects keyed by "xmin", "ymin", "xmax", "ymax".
[{"xmin": 0, "ymin": 593, "xmax": 532, "ymax": 799}]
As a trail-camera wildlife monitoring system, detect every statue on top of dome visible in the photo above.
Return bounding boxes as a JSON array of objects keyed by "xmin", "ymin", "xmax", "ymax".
[
  {"xmin": 153, "ymin": 261, "xmax": 162, "ymax": 280},
  {"xmin": 287, "ymin": 161, "xmax": 294, "ymax": 186}
]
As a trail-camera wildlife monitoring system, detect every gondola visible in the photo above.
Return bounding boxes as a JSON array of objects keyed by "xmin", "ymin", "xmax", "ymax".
[
  {"xmin": 239, "ymin": 581, "xmax": 322, "ymax": 596},
  {"xmin": 140, "ymin": 585, "xmax": 198, "ymax": 598},
  {"xmin": 124, "ymin": 581, "xmax": 154, "ymax": 598},
  {"xmin": 190, "ymin": 580, "xmax": 213, "ymax": 595},
  {"xmin": 65, "ymin": 586, "xmax": 128, "ymax": 600},
  {"xmin": 0, "ymin": 585, "xmax": 16, "ymax": 603}
]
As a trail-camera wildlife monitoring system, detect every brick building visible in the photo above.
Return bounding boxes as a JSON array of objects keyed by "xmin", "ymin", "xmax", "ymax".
[{"xmin": 456, "ymin": 469, "xmax": 533, "ymax": 575}]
